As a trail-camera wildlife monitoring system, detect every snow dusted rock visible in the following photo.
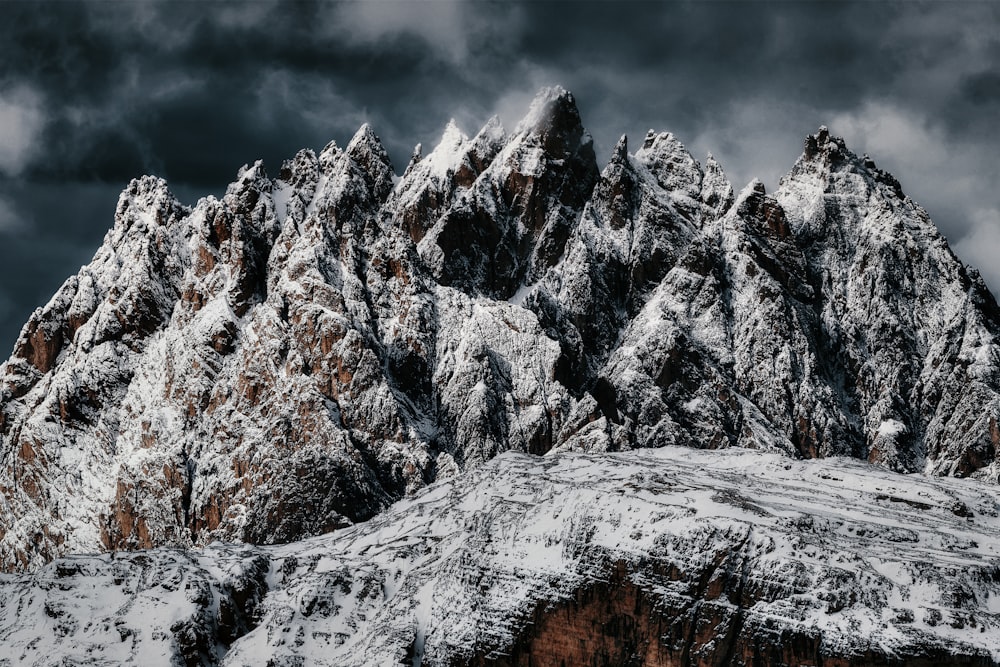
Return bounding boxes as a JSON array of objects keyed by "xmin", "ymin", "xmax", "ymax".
[
  {"xmin": 3, "ymin": 447, "xmax": 1000, "ymax": 666},
  {"xmin": 528, "ymin": 131, "xmax": 715, "ymax": 392},
  {"xmin": 392, "ymin": 116, "xmax": 506, "ymax": 245},
  {"xmin": 418, "ymin": 86, "xmax": 599, "ymax": 299},
  {"xmin": 2, "ymin": 88, "xmax": 1000, "ymax": 576},
  {"xmin": 776, "ymin": 130, "xmax": 1000, "ymax": 477},
  {"xmin": 559, "ymin": 131, "xmax": 1000, "ymax": 477}
]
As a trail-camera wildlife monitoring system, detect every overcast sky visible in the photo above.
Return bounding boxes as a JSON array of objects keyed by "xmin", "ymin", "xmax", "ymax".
[{"xmin": 1, "ymin": 1, "xmax": 999, "ymax": 352}]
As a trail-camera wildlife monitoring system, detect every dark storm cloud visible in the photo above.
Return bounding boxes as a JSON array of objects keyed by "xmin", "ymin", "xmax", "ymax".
[
  {"xmin": 962, "ymin": 70, "xmax": 1000, "ymax": 105},
  {"xmin": 1, "ymin": 1, "xmax": 526, "ymax": 184},
  {"xmin": 2, "ymin": 1, "xmax": 1000, "ymax": 353}
]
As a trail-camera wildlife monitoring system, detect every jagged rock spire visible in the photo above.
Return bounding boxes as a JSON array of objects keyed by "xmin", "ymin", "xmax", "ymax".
[
  {"xmin": 416, "ymin": 85, "xmax": 599, "ymax": 298},
  {"xmin": 2, "ymin": 88, "xmax": 1000, "ymax": 577},
  {"xmin": 702, "ymin": 152, "xmax": 734, "ymax": 216}
]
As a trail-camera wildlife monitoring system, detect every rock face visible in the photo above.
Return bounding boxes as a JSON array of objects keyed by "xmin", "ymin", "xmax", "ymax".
[
  {"xmin": 2, "ymin": 87, "xmax": 1000, "ymax": 577},
  {"xmin": 3, "ymin": 447, "xmax": 1000, "ymax": 666}
]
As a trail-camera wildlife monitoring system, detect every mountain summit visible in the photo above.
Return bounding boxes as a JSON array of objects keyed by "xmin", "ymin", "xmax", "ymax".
[{"xmin": 2, "ymin": 88, "xmax": 999, "ymax": 576}]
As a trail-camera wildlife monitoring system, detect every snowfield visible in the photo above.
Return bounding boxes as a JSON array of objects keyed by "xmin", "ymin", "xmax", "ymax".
[{"xmin": 3, "ymin": 446, "xmax": 1000, "ymax": 665}]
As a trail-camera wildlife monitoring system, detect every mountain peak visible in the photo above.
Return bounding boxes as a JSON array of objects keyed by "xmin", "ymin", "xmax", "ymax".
[
  {"xmin": 476, "ymin": 113, "xmax": 505, "ymax": 138},
  {"xmin": 346, "ymin": 122, "xmax": 387, "ymax": 161},
  {"xmin": 800, "ymin": 124, "xmax": 853, "ymax": 163},
  {"xmin": 5, "ymin": 87, "xmax": 1000, "ymax": 667},
  {"xmin": 3, "ymin": 88, "xmax": 1000, "ymax": 581},
  {"xmin": 514, "ymin": 85, "xmax": 585, "ymax": 142},
  {"xmin": 611, "ymin": 133, "xmax": 629, "ymax": 162},
  {"xmin": 113, "ymin": 175, "xmax": 186, "ymax": 237},
  {"xmin": 441, "ymin": 118, "xmax": 464, "ymax": 143},
  {"xmin": 783, "ymin": 124, "xmax": 911, "ymax": 209},
  {"xmin": 421, "ymin": 119, "xmax": 469, "ymax": 175},
  {"xmin": 343, "ymin": 123, "xmax": 394, "ymax": 203},
  {"xmin": 467, "ymin": 115, "xmax": 506, "ymax": 172},
  {"xmin": 733, "ymin": 177, "xmax": 769, "ymax": 211},
  {"xmin": 402, "ymin": 142, "xmax": 423, "ymax": 177},
  {"xmin": 702, "ymin": 153, "xmax": 734, "ymax": 215},
  {"xmin": 633, "ymin": 129, "xmax": 701, "ymax": 199}
]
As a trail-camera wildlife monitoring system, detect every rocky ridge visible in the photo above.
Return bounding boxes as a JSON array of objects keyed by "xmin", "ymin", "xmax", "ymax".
[
  {"xmin": 3, "ymin": 447, "xmax": 1000, "ymax": 666},
  {"xmin": 2, "ymin": 88, "xmax": 1000, "ymax": 574}
]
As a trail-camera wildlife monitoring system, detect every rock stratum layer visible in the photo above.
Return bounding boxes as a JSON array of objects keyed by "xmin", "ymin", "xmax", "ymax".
[
  {"xmin": 3, "ymin": 87, "xmax": 1000, "ymax": 574},
  {"xmin": 3, "ymin": 448, "xmax": 1000, "ymax": 666}
]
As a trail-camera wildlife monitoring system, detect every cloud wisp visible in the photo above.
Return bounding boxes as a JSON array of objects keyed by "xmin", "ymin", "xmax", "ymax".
[{"xmin": 0, "ymin": 86, "xmax": 46, "ymax": 178}]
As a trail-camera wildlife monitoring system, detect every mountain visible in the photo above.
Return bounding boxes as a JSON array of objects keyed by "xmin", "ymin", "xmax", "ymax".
[
  {"xmin": 2, "ymin": 87, "xmax": 1000, "ymax": 577},
  {"xmin": 3, "ymin": 447, "xmax": 1000, "ymax": 666}
]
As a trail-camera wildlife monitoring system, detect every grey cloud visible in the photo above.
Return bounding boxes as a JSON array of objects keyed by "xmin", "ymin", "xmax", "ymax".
[
  {"xmin": 961, "ymin": 71, "xmax": 1000, "ymax": 105},
  {"xmin": 0, "ymin": 196, "xmax": 23, "ymax": 234},
  {"xmin": 0, "ymin": 86, "xmax": 46, "ymax": 177},
  {"xmin": 954, "ymin": 208, "xmax": 1000, "ymax": 297},
  {"xmin": 326, "ymin": 1, "xmax": 518, "ymax": 62}
]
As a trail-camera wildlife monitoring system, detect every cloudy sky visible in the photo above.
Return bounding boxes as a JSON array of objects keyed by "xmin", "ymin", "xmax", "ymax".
[{"xmin": 1, "ymin": 1, "xmax": 999, "ymax": 352}]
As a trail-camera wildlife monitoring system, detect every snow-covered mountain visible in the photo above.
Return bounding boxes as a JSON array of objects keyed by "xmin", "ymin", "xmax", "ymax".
[
  {"xmin": 3, "ymin": 447, "xmax": 1000, "ymax": 665},
  {"xmin": 1, "ymin": 85, "xmax": 999, "ymax": 583}
]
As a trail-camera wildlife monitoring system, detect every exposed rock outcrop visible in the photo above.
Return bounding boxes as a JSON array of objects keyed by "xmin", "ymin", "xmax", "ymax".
[
  {"xmin": 3, "ymin": 448, "xmax": 1000, "ymax": 665},
  {"xmin": 2, "ymin": 87, "xmax": 1000, "ymax": 576}
]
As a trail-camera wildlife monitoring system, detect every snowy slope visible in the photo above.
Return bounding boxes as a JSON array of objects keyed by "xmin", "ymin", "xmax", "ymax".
[
  {"xmin": 2, "ymin": 87, "xmax": 1000, "ymax": 575},
  {"xmin": 2, "ymin": 446, "xmax": 999, "ymax": 666}
]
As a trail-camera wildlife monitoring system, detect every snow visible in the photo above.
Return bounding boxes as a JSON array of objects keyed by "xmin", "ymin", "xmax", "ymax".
[
  {"xmin": 5, "ymin": 446, "xmax": 1000, "ymax": 665},
  {"xmin": 420, "ymin": 119, "xmax": 467, "ymax": 176},
  {"xmin": 271, "ymin": 181, "xmax": 292, "ymax": 223},
  {"xmin": 515, "ymin": 144, "xmax": 547, "ymax": 177},
  {"xmin": 506, "ymin": 281, "xmax": 534, "ymax": 307},
  {"xmin": 878, "ymin": 419, "xmax": 907, "ymax": 437},
  {"xmin": 514, "ymin": 85, "xmax": 570, "ymax": 135}
]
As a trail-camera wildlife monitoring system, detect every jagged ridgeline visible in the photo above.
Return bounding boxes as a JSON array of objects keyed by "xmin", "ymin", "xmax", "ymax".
[{"xmin": 2, "ymin": 87, "xmax": 1000, "ymax": 572}]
